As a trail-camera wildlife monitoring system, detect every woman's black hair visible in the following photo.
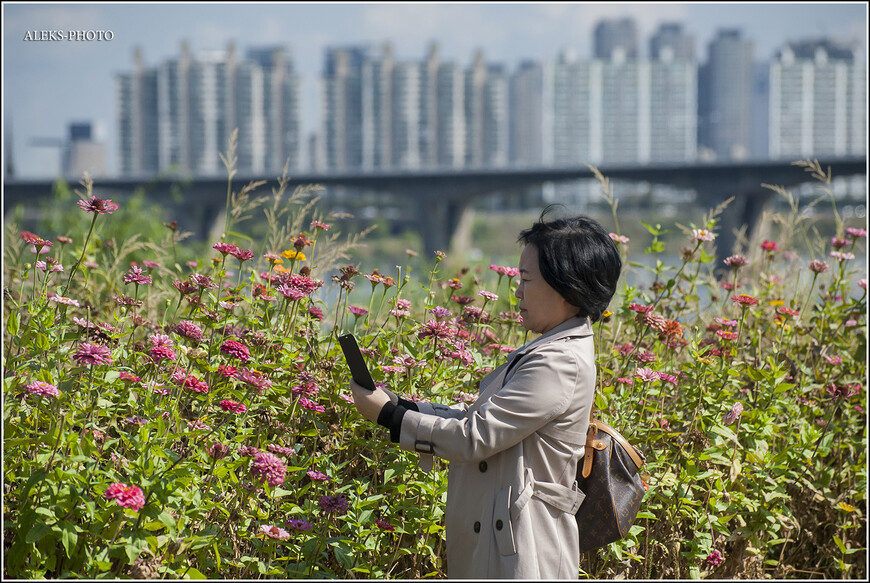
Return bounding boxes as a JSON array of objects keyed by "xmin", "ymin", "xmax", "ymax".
[{"xmin": 517, "ymin": 205, "xmax": 621, "ymax": 323}]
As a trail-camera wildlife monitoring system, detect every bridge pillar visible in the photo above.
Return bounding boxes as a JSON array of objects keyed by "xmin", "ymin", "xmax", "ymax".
[{"xmin": 416, "ymin": 197, "xmax": 472, "ymax": 257}]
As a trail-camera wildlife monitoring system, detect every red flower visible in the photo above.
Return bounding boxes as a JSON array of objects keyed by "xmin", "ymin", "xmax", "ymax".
[{"xmin": 761, "ymin": 240, "xmax": 779, "ymax": 253}]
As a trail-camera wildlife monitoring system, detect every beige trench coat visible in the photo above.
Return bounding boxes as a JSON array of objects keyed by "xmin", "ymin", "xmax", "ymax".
[{"xmin": 397, "ymin": 316, "xmax": 596, "ymax": 579}]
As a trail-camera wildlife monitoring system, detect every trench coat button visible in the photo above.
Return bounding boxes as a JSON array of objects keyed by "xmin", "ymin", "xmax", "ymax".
[
  {"xmin": 478, "ymin": 461, "xmax": 487, "ymax": 472},
  {"xmin": 495, "ymin": 519, "xmax": 503, "ymax": 530},
  {"xmin": 473, "ymin": 521, "xmax": 481, "ymax": 533}
]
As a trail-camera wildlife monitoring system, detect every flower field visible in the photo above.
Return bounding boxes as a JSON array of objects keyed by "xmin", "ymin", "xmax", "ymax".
[{"xmin": 2, "ymin": 155, "xmax": 866, "ymax": 579}]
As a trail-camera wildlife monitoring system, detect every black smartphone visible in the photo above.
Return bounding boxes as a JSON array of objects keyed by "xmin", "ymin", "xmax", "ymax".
[{"xmin": 338, "ymin": 333, "xmax": 376, "ymax": 390}]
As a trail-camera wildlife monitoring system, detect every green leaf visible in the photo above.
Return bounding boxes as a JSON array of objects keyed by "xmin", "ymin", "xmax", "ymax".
[
  {"xmin": 25, "ymin": 522, "xmax": 52, "ymax": 544},
  {"xmin": 58, "ymin": 520, "xmax": 78, "ymax": 558},
  {"xmin": 181, "ymin": 567, "xmax": 208, "ymax": 579},
  {"xmin": 833, "ymin": 535, "xmax": 847, "ymax": 554}
]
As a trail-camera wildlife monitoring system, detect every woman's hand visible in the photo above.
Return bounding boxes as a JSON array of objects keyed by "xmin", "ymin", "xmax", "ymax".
[{"xmin": 350, "ymin": 380, "xmax": 391, "ymax": 422}]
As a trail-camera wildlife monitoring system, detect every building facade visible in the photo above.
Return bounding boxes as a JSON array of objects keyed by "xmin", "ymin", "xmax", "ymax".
[
  {"xmin": 116, "ymin": 43, "xmax": 300, "ymax": 177},
  {"xmin": 769, "ymin": 39, "xmax": 865, "ymax": 159}
]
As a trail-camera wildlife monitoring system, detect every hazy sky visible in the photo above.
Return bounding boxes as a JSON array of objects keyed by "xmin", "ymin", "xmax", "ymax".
[{"xmin": 2, "ymin": 1, "xmax": 867, "ymax": 178}]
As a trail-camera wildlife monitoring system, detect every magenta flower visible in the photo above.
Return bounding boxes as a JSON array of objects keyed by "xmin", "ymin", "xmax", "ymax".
[
  {"xmin": 311, "ymin": 220, "xmax": 331, "ymax": 231},
  {"xmin": 213, "ymin": 242, "xmax": 239, "ymax": 256},
  {"xmin": 287, "ymin": 518, "xmax": 312, "ymax": 531},
  {"xmin": 716, "ymin": 330, "xmax": 738, "ymax": 341},
  {"xmin": 826, "ymin": 383, "xmax": 860, "ymax": 400},
  {"xmin": 429, "ymin": 306, "xmax": 452, "ymax": 319},
  {"xmin": 220, "ymin": 339, "xmax": 250, "ymax": 363},
  {"xmin": 174, "ymin": 321, "xmax": 204, "ymax": 342},
  {"xmin": 830, "ymin": 251, "xmax": 855, "ymax": 262},
  {"xmin": 307, "ymin": 470, "xmax": 330, "ymax": 481},
  {"xmin": 375, "ymin": 519, "xmax": 395, "ymax": 532},
  {"xmin": 705, "ymin": 550, "xmax": 724, "ymax": 567},
  {"xmin": 206, "ymin": 442, "xmax": 230, "ymax": 460},
  {"xmin": 267, "ymin": 444, "xmax": 297, "ymax": 457},
  {"xmin": 219, "ymin": 399, "xmax": 247, "ymax": 413},
  {"xmin": 348, "ymin": 305, "xmax": 368, "ymax": 317},
  {"xmin": 47, "ymin": 292, "xmax": 80, "ymax": 307},
  {"xmin": 230, "ymin": 248, "xmax": 254, "ymax": 262},
  {"xmin": 318, "ymin": 494, "xmax": 349, "ymax": 515},
  {"xmin": 78, "ymin": 196, "xmax": 119, "ymax": 215},
  {"xmin": 104, "ymin": 483, "xmax": 145, "ymax": 511},
  {"xmin": 831, "ymin": 237, "xmax": 849, "ymax": 249},
  {"xmin": 418, "ymin": 319, "xmax": 455, "ymax": 341},
  {"xmin": 808, "ymin": 259, "xmax": 829, "ymax": 274},
  {"xmin": 251, "ymin": 451, "xmax": 287, "ymax": 487},
  {"xmin": 846, "ymin": 227, "xmax": 867, "ymax": 239},
  {"xmin": 761, "ymin": 240, "xmax": 779, "ymax": 253},
  {"xmin": 123, "ymin": 265, "xmax": 152, "ymax": 286},
  {"xmin": 26, "ymin": 381, "xmax": 59, "ymax": 399},
  {"xmin": 149, "ymin": 345, "xmax": 177, "ymax": 362},
  {"xmin": 73, "ymin": 343, "xmax": 113, "ymax": 366},
  {"xmin": 299, "ymin": 397, "xmax": 325, "ymax": 413},
  {"xmin": 234, "ymin": 368, "xmax": 272, "ymax": 393}
]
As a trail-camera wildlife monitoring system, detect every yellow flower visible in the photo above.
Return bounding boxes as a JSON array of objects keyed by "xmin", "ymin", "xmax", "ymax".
[
  {"xmin": 281, "ymin": 249, "xmax": 306, "ymax": 261},
  {"xmin": 273, "ymin": 264, "xmax": 288, "ymax": 274},
  {"xmin": 697, "ymin": 357, "xmax": 715, "ymax": 365},
  {"xmin": 602, "ymin": 310, "xmax": 613, "ymax": 318},
  {"xmin": 769, "ymin": 300, "xmax": 784, "ymax": 307}
]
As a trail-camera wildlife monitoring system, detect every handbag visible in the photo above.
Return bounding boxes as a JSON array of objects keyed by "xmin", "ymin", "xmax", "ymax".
[{"xmin": 575, "ymin": 410, "xmax": 647, "ymax": 553}]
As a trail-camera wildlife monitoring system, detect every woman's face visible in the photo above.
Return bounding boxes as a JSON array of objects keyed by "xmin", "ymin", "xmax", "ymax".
[{"xmin": 515, "ymin": 244, "xmax": 578, "ymax": 334}]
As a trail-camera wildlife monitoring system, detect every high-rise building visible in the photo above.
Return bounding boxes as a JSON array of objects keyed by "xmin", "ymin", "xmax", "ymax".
[
  {"xmin": 649, "ymin": 24, "xmax": 697, "ymax": 163},
  {"xmin": 650, "ymin": 22, "xmax": 696, "ymax": 61},
  {"xmin": 117, "ymin": 42, "xmax": 300, "ymax": 177},
  {"xmin": 62, "ymin": 122, "xmax": 107, "ymax": 177},
  {"xmin": 594, "ymin": 18, "xmax": 639, "ymax": 60},
  {"xmin": 769, "ymin": 39, "xmax": 865, "ymax": 159},
  {"xmin": 698, "ymin": 29, "xmax": 754, "ymax": 160},
  {"xmin": 465, "ymin": 51, "xmax": 509, "ymax": 168}
]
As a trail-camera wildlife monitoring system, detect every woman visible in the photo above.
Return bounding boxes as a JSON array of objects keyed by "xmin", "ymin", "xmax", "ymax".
[{"xmin": 350, "ymin": 211, "xmax": 621, "ymax": 579}]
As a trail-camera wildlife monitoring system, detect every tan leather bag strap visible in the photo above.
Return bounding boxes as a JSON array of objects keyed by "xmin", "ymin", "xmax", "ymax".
[{"xmin": 581, "ymin": 400, "xmax": 645, "ymax": 479}]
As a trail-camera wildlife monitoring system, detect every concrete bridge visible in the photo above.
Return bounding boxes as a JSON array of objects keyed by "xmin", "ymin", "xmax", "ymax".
[{"xmin": 4, "ymin": 156, "xmax": 866, "ymax": 258}]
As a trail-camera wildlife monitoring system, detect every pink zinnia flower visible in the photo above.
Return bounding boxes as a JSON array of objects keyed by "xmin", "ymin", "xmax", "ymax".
[
  {"xmin": 723, "ymin": 255, "xmax": 748, "ymax": 268},
  {"xmin": 776, "ymin": 306, "xmax": 800, "ymax": 318},
  {"xmin": 716, "ymin": 330, "xmax": 738, "ymax": 340},
  {"xmin": 206, "ymin": 442, "xmax": 230, "ymax": 460},
  {"xmin": 831, "ymin": 237, "xmax": 849, "ymax": 249},
  {"xmin": 267, "ymin": 444, "xmax": 297, "ymax": 457},
  {"xmin": 259, "ymin": 525, "xmax": 290, "ymax": 540},
  {"xmin": 123, "ymin": 265, "xmax": 152, "ymax": 286},
  {"xmin": 47, "ymin": 292, "xmax": 80, "ymax": 307},
  {"xmin": 691, "ymin": 228, "xmax": 716, "ymax": 242},
  {"xmin": 629, "ymin": 302, "xmax": 653, "ymax": 314},
  {"xmin": 808, "ymin": 259, "xmax": 829, "ymax": 274},
  {"xmin": 731, "ymin": 294, "xmax": 759, "ymax": 306},
  {"xmin": 104, "ymin": 483, "xmax": 145, "ymax": 511},
  {"xmin": 609, "ymin": 233, "xmax": 630, "ymax": 244},
  {"xmin": 418, "ymin": 319, "xmax": 455, "ymax": 340},
  {"xmin": 846, "ymin": 227, "xmax": 867, "ymax": 239},
  {"xmin": 299, "ymin": 397, "xmax": 325, "ymax": 413},
  {"xmin": 221, "ymin": 339, "xmax": 250, "ymax": 363},
  {"xmin": 73, "ymin": 343, "xmax": 113, "ymax": 366},
  {"xmin": 375, "ymin": 519, "xmax": 395, "ymax": 532},
  {"xmin": 235, "ymin": 368, "xmax": 272, "ymax": 393},
  {"xmin": 824, "ymin": 355, "xmax": 843, "ymax": 366},
  {"xmin": 231, "ymin": 248, "xmax": 254, "ymax": 262},
  {"xmin": 174, "ymin": 320, "xmax": 203, "ymax": 342},
  {"xmin": 149, "ymin": 345, "xmax": 177, "ymax": 362},
  {"xmin": 311, "ymin": 220, "xmax": 331, "ymax": 231},
  {"xmin": 307, "ymin": 470, "xmax": 330, "ymax": 481},
  {"xmin": 26, "ymin": 381, "xmax": 59, "ymax": 398},
  {"xmin": 78, "ymin": 196, "xmax": 119, "ymax": 215},
  {"xmin": 829, "ymin": 251, "xmax": 855, "ymax": 262},
  {"xmin": 489, "ymin": 264, "xmax": 521, "ymax": 277},
  {"xmin": 213, "ymin": 242, "xmax": 239, "ymax": 256},
  {"xmin": 251, "ymin": 452, "xmax": 286, "ymax": 487},
  {"xmin": 635, "ymin": 368, "xmax": 659, "ymax": 382},
  {"xmin": 478, "ymin": 290, "xmax": 498, "ymax": 302},
  {"xmin": 348, "ymin": 305, "xmax": 368, "ymax": 317}
]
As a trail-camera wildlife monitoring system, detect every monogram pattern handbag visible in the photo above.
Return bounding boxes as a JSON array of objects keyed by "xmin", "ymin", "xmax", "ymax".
[{"xmin": 575, "ymin": 411, "xmax": 647, "ymax": 553}]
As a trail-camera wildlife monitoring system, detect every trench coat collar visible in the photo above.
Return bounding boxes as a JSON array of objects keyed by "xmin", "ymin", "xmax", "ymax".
[{"xmin": 505, "ymin": 316, "xmax": 593, "ymax": 371}]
